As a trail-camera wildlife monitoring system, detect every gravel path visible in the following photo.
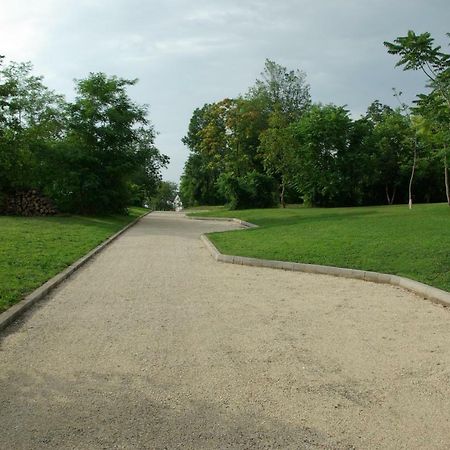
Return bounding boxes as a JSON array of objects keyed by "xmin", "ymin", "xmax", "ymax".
[{"xmin": 1, "ymin": 212, "xmax": 449, "ymax": 449}]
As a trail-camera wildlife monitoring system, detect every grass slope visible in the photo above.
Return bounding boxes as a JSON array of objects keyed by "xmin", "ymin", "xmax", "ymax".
[
  {"xmin": 190, "ymin": 204, "xmax": 450, "ymax": 292},
  {"xmin": 0, "ymin": 207, "xmax": 147, "ymax": 313}
]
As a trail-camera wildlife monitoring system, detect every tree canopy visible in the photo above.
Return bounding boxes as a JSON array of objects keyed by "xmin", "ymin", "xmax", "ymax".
[
  {"xmin": 181, "ymin": 49, "xmax": 449, "ymax": 209},
  {"xmin": 0, "ymin": 60, "xmax": 168, "ymax": 214}
]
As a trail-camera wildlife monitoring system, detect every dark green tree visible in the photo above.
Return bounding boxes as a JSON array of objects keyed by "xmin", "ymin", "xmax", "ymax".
[
  {"xmin": 180, "ymin": 103, "xmax": 226, "ymax": 206},
  {"xmin": 149, "ymin": 181, "xmax": 178, "ymax": 211},
  {"xmin": 50, "ymin": 72, "xmax": 167, "ymax": 213},
  {"xmin": 290, "ymin": 104, "xmax": 353, "ymax": 206},
  {"xmin": 367, "ymin": 106, "xmax": 414, "ymax": 204},
  {"xmin": 0, "ymin": 60, "xmax": 66, "ymax": 196},
  {"xmin": 258, "ymin": 110, "xmax": 297, "ymax": 207}
]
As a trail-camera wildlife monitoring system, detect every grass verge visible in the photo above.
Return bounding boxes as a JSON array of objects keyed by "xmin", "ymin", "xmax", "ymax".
[
  {"xmin": 189, "ymin": 204, "xmax": 450, "ymax": 292},
  {"xmin": 0, "ymin": 207, "xmax": 147, "ymax": 313}
]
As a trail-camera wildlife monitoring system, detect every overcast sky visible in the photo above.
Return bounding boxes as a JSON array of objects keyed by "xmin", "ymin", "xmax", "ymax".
[{"xmin": 1, "ymin": 0, "xmax": 449, "ymax": 182}]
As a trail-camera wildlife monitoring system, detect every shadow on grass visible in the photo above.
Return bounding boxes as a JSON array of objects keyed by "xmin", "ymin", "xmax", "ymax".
[
  {"xmin": 19, "ymin": 213, "xmax": 137, "ymax": 231},
  {"xmin": 244, "ymin": 209, "xmax": 379, "ymax": 228}
]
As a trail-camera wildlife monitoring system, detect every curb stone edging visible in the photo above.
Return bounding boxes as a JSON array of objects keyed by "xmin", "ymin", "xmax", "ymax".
[
  {"xmin": 198, "ymin": 221, "xmax": 450, "ymax": 308},
  {"xmin": 188, "ymin": 215, "xmax": 257, "ymax": 229},
  {"xmin": 0, "ymin": 211, "xmax": 151, "ymax": 332}
]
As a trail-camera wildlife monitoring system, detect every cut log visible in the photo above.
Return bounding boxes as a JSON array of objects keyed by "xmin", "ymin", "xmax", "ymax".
[{"xmin": 1, "ymin": 190, "xmax": 57, "ymax": 216}]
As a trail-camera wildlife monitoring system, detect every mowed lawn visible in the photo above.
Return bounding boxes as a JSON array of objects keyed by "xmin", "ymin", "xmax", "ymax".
[
  {"xmin": 0, "ymin": 207, "xmax": 147, "ymax": 313},
  {"xmin": 190, "ymin": 204, "xmax": 450, "ymax": 292}
]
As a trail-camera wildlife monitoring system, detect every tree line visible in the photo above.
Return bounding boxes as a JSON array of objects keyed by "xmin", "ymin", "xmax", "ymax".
[
  {"xmin": 0, "ymin": 58, "xmax": 168, "ymax": 214},
  {"xmin": 180, "ymin": 31, "xmax": 450, "ymax": 209}
]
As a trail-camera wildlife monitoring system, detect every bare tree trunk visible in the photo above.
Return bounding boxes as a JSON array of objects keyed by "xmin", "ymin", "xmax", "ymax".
[
  {"xmin": 385, "ymin": 185, "xmax": 391, "ymax": 205},
  {"xmin": 445, "ymin": 153, "xmax": 450, "ymax": 206},
  {"xmin": 385, "ymin": 185, "xmax": 397, "ymax": 205},
  {"xmin": 280, "ymin": 179, "xmax": 286, "ymax": 208},
  {"xmin": 408, "ymin": 137, "xmax": 417, "ymax": 209}
]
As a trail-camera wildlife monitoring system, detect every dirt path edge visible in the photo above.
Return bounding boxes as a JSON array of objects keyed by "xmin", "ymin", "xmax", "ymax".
[
  {"xmin": 0, "ymin": 211, "xmax": 151, "ymax": 332},
  {"xmin": 198, "ymin": 222, "xmax": 450, "ymax": 308}
]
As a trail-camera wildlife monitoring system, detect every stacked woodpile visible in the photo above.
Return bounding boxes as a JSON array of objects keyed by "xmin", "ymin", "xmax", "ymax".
[{"xmin": 2, "ymin": 190, "xmax": 56, "ymax": 216}]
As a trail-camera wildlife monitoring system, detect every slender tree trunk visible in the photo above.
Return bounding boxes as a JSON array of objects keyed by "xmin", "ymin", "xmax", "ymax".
[
  {"xmin": 280, "ymin": 179, "xmax": 286, "ymax": 208},
  {"xmin": 385, "ymin": 185, "xmax": 391, "ymax": 205},
  {"xmin": 408, "ymin": 137, "xmax": 417, "ymax": 209},
  {"xmin": 385, "ymin": 185, "xmax": 396, "ymax": 205},
  {"xmin": 445, "ymin": 153, "xmax": 450, "ymax": 206}
]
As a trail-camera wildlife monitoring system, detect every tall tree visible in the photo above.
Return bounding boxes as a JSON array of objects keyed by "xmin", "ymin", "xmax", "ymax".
[
  {"xmin": 258, "ymin": 110, "xmax": 297, "ymax": 207},
  {"xmin": 52, "ymin": 72, "xmax": 167, "ymax": 213},
  {"xmin": 180, "ymin": 103, "xmax": 227, "ymax": 206},
  {"xmin": 181, "ymin": 96, "xmax": 275, "ymax": 209},
  {"xmin": 290, "ymin": 104, "xmax": 353, "ymax": 206},
  {"xmin": 248, "ymin": 59, "xmax": 311, "ymax": 120},
  {"xmin": 250, "ymin": 60, "xmax": 311, "ymax": 207}
]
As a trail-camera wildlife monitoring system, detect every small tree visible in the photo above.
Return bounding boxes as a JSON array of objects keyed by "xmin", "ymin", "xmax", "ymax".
[{"xmin": 392, "ymin": 89, "xmax": 424, "ymax": 209}]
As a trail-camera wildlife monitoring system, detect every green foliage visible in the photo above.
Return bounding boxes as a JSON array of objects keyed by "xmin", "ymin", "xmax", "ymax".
[
  {"xmin": 181, "ymin": 95, "xmax": 274, "ymax": 209},
  {"xmin": 364, "ymin": 103, "xmax": 414, "ymax": 204},
  {"xmin": 248, "ymin": 59, "xmax": 311, "ymax": 120},
  {"xmin": 216, "ymin": 170, "xmax": 277, "ymax": 209},
  {"xmin": 190, "ymin": 204, "xmax": 450, "ymax": 292},
  {"xmin": 179, "ymin": 153, "xmax": 225, "ymax": 207},
  {"xmin": 289, "ymin": 104, "xmax": 354, "ymax": 206},
  {"xmin": 0, "ymin": 59, "xmax": 168, "ymax": 214},
  {"xmin": 181, "ymin": 60, "xmax": 311, "ymax": 209},
  {"xmin": 385, "ymin": 30, "xmax": 450, "ymax": 205},
  {"xmin": 182, "ymin": 50, "xmax": 448, "ymax": 209},
  {"xmin": 258, "ymin": 111, "xmax": 298, "ymax": 206},
  {"xmin": 384, "ymin": 31, "xmax": 449, "ymax": 79},
  {"xmin": 0, "ymin": 61, "xmax": 65, "ymax": 194},
  {"xmin": 180, "ymin": 103, "xmax": 227, "ymax": 206},
  {"xmin": 0, "ymin": 208, "xmax": 147, "ymax": 312},
  {"xmin": 52, "ymin": 73, "xmax": 166, "ymax": 213},
  {"xmin": 150, "ymin": 181, "xmax": 178, "ymax": 211}
]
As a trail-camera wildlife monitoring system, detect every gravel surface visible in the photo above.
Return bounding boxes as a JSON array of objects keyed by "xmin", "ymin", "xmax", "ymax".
[{"xmin": 1, "ymin": 212, "xmax": 449, "ymax": 449}]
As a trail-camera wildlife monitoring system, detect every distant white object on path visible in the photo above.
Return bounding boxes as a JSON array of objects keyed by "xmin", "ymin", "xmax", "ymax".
[{"xmin": 173, "ymin": 194, "xmax": 183, "ymax": 212}]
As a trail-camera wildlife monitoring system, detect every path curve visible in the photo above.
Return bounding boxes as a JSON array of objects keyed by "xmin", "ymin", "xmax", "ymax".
[{"xmin": 1, "ymin": 212, "xmax": 449, "ymax": 449}]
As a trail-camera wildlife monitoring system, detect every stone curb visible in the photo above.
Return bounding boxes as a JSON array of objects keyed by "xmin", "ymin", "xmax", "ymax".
[
  {"xmin": 199, "ymin": 225, "xmax": 450, "ymax": 308},
  {"xmin": 0, "ymin": 211, "xmax": 151, "ymax": 332},
  {"xmin": 187, "ymin": 215, "xmax": 258, "ymax": 228}
]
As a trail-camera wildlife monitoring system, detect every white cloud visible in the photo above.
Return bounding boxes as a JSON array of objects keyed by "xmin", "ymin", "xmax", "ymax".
[{"xmin": 0, "ymin": 0, "xmax": 64, "ymax": 60}]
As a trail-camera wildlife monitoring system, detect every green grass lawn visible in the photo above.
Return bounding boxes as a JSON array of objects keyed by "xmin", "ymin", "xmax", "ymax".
[
  {"xmin": 189, "ymin": 204, "xmax": 450, "ymax": 292},
  {"xmin": 0, "ymin": 207, "xmax": 148, "ymax": 313}
]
